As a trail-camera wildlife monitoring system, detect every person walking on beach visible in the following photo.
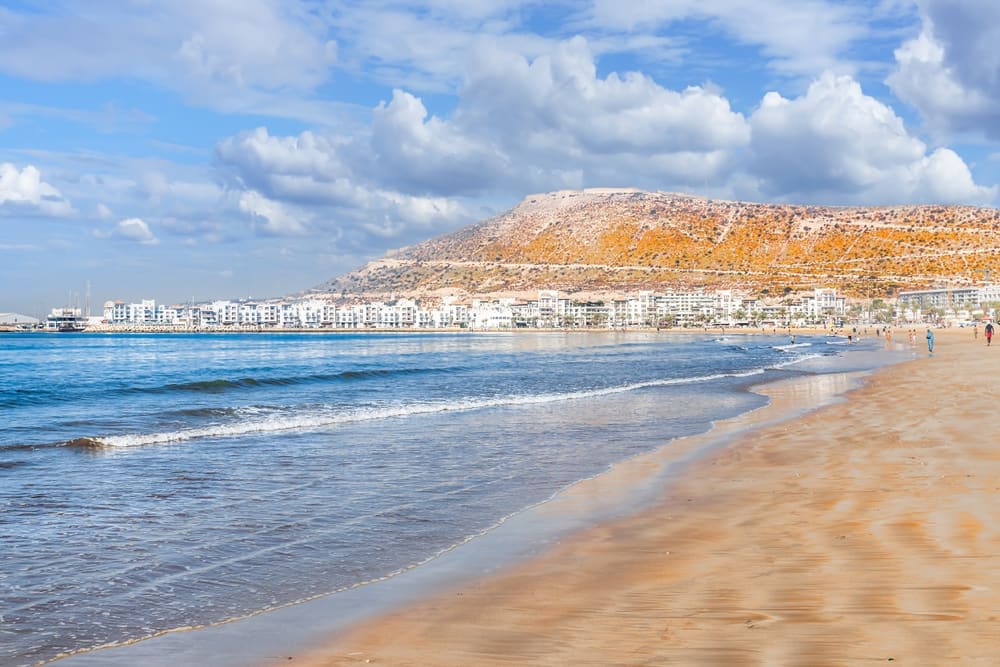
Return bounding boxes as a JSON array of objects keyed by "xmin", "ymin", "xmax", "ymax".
[
  {"xmin": 926, "ymin": 327, "xmax": 934, "ymax": 353},
  {"xmin": 986, "ymin": 322, "xmax": 994, "ymax": 346}
]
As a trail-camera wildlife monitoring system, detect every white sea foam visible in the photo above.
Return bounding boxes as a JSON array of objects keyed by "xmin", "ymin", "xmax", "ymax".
[
  {"xmin": 773, "ymin": 342, "xmax": 812, "ymax": 352},
  {"xmin": 769, "ymin": 353, "xmax": 823, "ymax": 368},
  {"xmin": 94, "ymin": 368, "xmax": 770, "ymax": 448}
]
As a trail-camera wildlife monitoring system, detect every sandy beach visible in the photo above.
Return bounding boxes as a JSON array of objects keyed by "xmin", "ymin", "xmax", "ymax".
[{"xmin": 287, "ymin": 327, "xmax": 1000, "ymax": 666}]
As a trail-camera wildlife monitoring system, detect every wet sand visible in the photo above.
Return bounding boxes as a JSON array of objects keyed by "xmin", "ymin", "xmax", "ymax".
[{"xmin": 290, "ymin": 328, "xmax": 1000, "ymax": 666}]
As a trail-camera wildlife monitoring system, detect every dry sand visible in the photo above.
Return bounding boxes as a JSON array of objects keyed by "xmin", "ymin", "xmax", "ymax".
[{"xmin": 291, "ymin": 327, "xmax": 1000, "ymax": 666}]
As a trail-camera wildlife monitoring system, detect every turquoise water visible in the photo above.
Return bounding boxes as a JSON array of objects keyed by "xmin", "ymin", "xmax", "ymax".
[{"xmin": 0, "ymin": 331, "xmax": 900, "ymax": 665}]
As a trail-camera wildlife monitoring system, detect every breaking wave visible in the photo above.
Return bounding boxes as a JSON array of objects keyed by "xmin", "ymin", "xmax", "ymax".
[{"xmin": 80, "ymin": 366, "xmax": 782, "ymax": 449}]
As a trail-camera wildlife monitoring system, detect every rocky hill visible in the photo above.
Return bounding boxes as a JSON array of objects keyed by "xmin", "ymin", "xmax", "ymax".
[{"xmin": 317, "ymin": 188, "xmax": 1000, "ymax": 300}]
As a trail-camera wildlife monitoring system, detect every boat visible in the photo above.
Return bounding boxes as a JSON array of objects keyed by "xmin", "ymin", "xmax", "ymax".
[{"xmin": 45, "ymin": 308, "xmax": 88, "ymax": 332}]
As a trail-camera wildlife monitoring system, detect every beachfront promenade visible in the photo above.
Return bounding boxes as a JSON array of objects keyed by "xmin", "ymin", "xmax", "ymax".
[{"xmin": 292, "ymin": 327, "xmax": 1000, "ymax": 665}]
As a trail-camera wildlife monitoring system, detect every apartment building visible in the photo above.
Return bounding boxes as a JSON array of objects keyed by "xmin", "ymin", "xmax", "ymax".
[{"xmin": 95, "ymin": 287, "xmax": 849, "ymax": 331}]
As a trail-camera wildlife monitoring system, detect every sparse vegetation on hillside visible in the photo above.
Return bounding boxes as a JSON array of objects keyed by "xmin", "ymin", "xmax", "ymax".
[{"xmin": 319, "ymin": 189, "xmax": 1000, "ymax": 300}]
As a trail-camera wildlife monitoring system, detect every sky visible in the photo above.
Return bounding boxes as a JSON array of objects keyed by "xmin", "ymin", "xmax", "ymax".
[{"xmin": 4, "ymin": 0, "xmax": 1000, "ymax": 315}]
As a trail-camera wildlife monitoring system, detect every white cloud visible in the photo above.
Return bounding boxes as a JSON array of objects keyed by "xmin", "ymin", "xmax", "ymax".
[
  {"xmin": 887, "ymin": 0, "xmax": 1000, "ymax": 138},
  {"xmin": 238, "ymin": 190, "xmax": 308, "ymax": 236},
  {"xmin": 214, "ymin": 35, "xmax": 757, "ymax": 248},
  {"xmin": 95, "ymin": 217, "xmax": 160, "ymax": 245},
  {"xmin": 94, "ymin": 217, "xmax": 159, "ymax": 244},
  {"xmin": 215, "ymin": 36, "xmax": 995, "ymax": 245},
  {"xmin": 223, "ymin": 36, "xmax": 749, "ymax": 199},
  {"xmin": 95, "ymin": 202, "xmax": 114, "ymax": 220},
  {"xmin": 745, "ymin": 72, "xmax": 995, "ymax": 204},
  {"xmin": 218, "ymin": 125, "xmax": 473, "ymax": 247},
  {"xmin": 370, "ymin": 89, "xmax": 505, "ymax": 196},
  {"xmin": 0, "ymin": 0, "xmax": 337, "ymax": 116},
  {"xmin": 0, "ymin": 162, "xmax": 74, "ymax": 216},
  {"xmin": 323, "ymin": 0, "xmax": 868, "ymax": 100},
  {"xmin": 459, "ymin": 37, "xmax": 750, "ymax": 160},
  {"xmin": 217, "ymin": 127, "xmax": 355, "ymax": 204},
  {"xmin": 585, "ymin": 0, "xmax": 867, "ymax": 75}
]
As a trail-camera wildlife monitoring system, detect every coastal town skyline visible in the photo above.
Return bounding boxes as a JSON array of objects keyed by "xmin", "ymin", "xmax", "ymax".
[
  {"xmin": 14, "ymin": 281, "xmax": 997, "ymax": 334},
  {"xmin": 5, "ymin": 1, "xmax": 1000, "ymax": 315}
]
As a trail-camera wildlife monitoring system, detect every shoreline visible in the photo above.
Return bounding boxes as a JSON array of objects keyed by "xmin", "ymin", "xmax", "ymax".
[
  {"xmin": 14, "ymin": 325, "xmax": 849, "ymax": 336},
  {"xmin": 286, "ymin": 326, "xmax": 1000, "ymax": 666},
  {"xmin": 52, "ymin": 337, "xmax": 899, "ymax": 666}
]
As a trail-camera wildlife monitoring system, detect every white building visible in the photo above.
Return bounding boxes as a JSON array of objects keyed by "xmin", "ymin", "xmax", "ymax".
[
  {"xmin": 470, "ymin": 299, "xmax": 514, "ymax": 329},
  {"xmin": 800, "ymin": 288, "xmax": 846, "ymax": 320},
  {"xmin": 898, "ymin": 285, "xmax": 1000, "ymax": 313},
  {"xmin": 0, "ymin": 312, "xmax": 40, "ymax": 327},
  {"xmin": 93, "ymin": 286, "xmax": 853, "ymax": 331}
]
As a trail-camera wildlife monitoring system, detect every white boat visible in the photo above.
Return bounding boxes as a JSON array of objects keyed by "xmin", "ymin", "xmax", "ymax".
[{"xmin": 45, "ymin": 308, "xmax": 87, "ymax": 332}]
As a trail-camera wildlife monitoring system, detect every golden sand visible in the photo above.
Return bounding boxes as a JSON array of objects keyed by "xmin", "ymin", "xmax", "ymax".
[{"xmin": 291, "ymin": 328, "xmax": 1000, "ymax": 666}]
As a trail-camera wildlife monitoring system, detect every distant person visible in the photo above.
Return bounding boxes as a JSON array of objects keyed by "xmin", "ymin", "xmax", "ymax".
[
  {"xmin": 908, "ymin": 329, "xmax": 916, "ymax": 346},
  {"xmin": 987, "ymin": 322, "xmax": 995, "ymax": 347},
  {"xmin": 926, "ymin": 328, "xmax": 934, "ymax": 353},
  {"xmin": 974, "ymin": 325, "xmax": 979, "ymax": 340}
]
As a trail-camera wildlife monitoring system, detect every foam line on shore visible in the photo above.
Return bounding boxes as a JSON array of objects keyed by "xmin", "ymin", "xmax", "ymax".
[{"xmin": 77, "ymin": 364, "xmax": 822, "ymax": 449}]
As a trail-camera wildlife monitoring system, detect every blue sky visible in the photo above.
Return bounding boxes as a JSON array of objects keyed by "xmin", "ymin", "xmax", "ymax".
[{"xmin": 3, "ymin": 0, "xmax": 1000, "ymax": 315}]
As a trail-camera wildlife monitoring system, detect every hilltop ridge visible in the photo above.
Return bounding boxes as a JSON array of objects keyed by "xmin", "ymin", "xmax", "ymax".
[{"xmin": 318, "ymin": 189, "xmax": 1000, "ymax": 300}]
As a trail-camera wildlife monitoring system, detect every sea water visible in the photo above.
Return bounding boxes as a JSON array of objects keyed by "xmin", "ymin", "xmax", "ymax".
[{"xmin": 0, "ymin": 331, "xmax": 908, "ymax": 665}]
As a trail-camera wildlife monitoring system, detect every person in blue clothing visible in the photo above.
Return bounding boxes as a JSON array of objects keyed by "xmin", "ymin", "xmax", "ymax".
[{"xmin": 925, "ymin": 328, "xmax": 934, "ymax": 353}]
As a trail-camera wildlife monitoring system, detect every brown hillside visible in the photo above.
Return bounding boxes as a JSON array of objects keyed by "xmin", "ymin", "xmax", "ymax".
[{"xmin": 319, "ymin": 189, "xmax": 1000, "ymax": 300}]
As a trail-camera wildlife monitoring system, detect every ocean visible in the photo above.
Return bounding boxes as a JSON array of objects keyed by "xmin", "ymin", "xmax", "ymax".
[{"xmin": 0, "ymin": 330, "xmax": 909, "ymax": 665}]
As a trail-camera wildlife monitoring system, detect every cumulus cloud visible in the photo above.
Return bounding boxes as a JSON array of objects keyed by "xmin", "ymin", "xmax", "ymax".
[
  {"xmin": 217, "ymin": 126, "xmax": 472, "ymax": 246},
  {"xmin": 745, "ymin": 73, "xmax": 995, "ymax": 205},
  {"xmin": 0, "ymin": 0, "xmax": 337, "ymax": 116},
  {"xmin": 887, "ymin": 0, "xmax": 1000, "ymax": 139},
  {"xmin": 95, "ymin": 217, "xmax": 160, "ymax": 245},
  {"xmin": 370, "ymin": 89, "xmax": 505, "ymax": 196},
  {"xmin": 217, "ymin": 128, "xmax": 357, "ymax": 205},
  {"xmin": 217, "ymin": 35, "xmax": 750, "ymax": 215},
  {"xmin": 238, "ymin": 190, "xmax": 308, "ymax": 236},
  {"xmin": 217, "ymin": 33, "xmax": 994, "ymax": 232},
  {"xmin": 457, "ymin": 37, "xmax": 749, "ymax": 168},
  {"xmin": 0, "ymin": 162, "xmax": 74, "ymax": 216}
]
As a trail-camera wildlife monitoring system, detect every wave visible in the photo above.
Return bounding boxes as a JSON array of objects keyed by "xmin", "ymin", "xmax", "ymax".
[
  {"xmin": 769, "ymin": 353, "xmax": 824, "ymax": 369},
  {"xmin": 168, "ymin": 406, "xmax": 245, "ymax": 418},
  {"xmin": 78, "ymin": 367, "xmax": 775, "ymax": 449},
  {"xmin": 64, "ymin": 437, "xmax": 107, "ymax": 449},
  {"xmin": 0, "ymin": 368, "xmax": 437, "ymax": 408},
  {"xmin": 0, "ymin": 388, "xmax": 54, "ymax": 409},
  {"xmin": 773, "ymin": 342, "xmax": 812, "ymax": 352},
  {"xmin": 137, "ymin": 367, "xmax": 454, "ymax": 395}
]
